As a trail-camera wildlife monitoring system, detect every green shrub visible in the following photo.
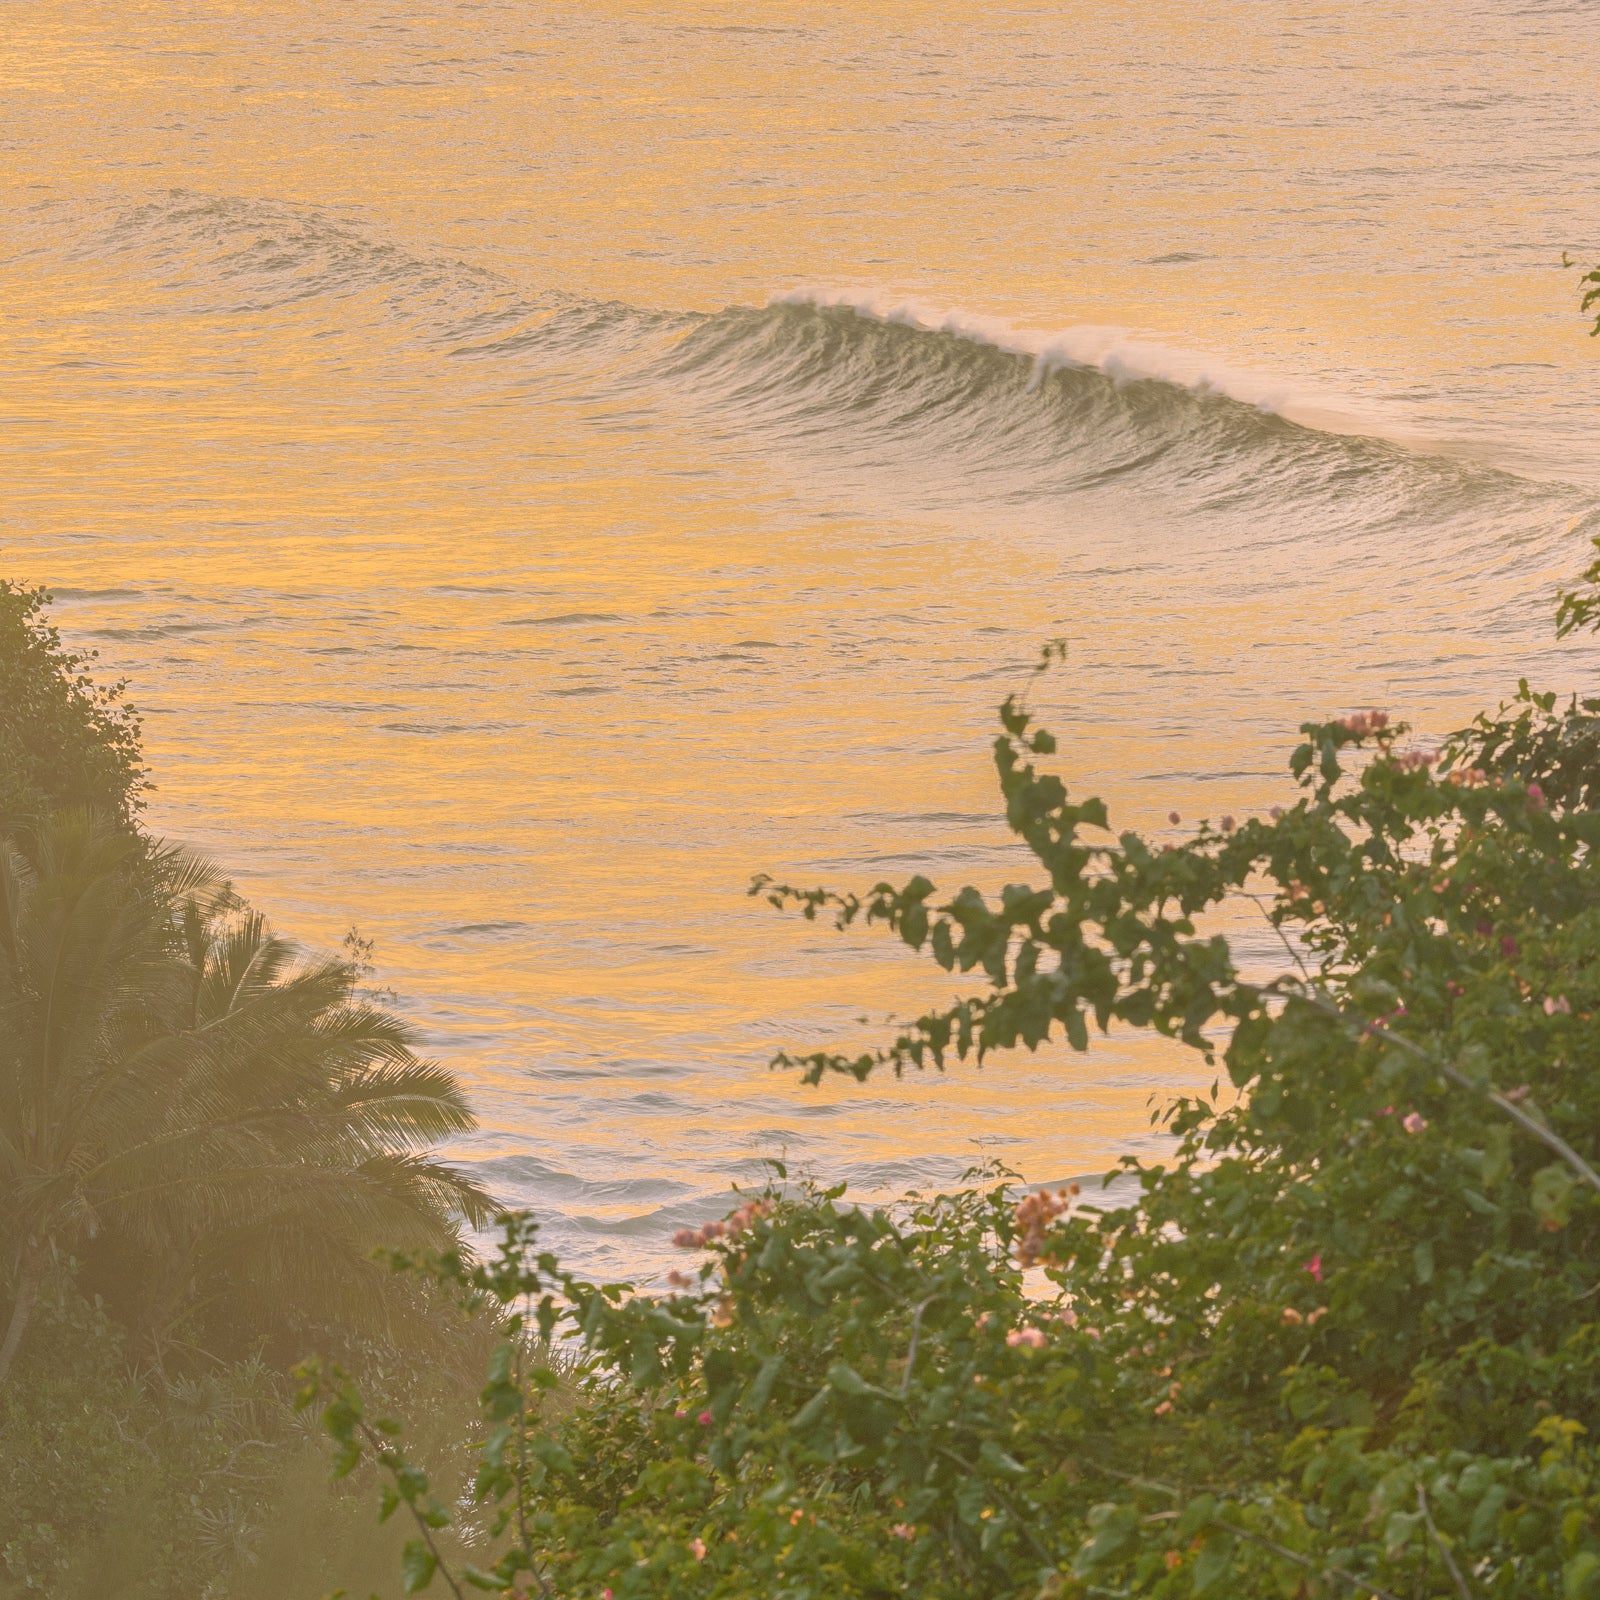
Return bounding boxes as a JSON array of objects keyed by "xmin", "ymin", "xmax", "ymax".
[{"xmin": 312, "ymin": 545, "xmax": 1600, "ymax": 1596}]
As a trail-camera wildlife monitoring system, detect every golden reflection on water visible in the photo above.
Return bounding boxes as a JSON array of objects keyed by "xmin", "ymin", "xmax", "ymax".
[{"xmin": 3, "ymin": 0, "xmax": 1599, "ymax": 1271}]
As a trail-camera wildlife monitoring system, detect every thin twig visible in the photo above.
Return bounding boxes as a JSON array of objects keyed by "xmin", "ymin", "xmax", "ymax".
[
  {"xmin": 357, "ymin": 1420, "xmax": 466, "ymax": 1600},
  {"xmin": 935, "ymin": 1446, "xmax": 1055, "ymax": 1566},
  {"xmin": 1223, "ymin": 1521, "xmax": 1404, "ymax": 1600},
  {"xmin": 1418, "ymin": 1484, "xmax": 1473, "ymax": 1600},
  {"xmin": 901, "ymin": 1294, "xmax": 940, "ymax": 1398},
  {"xmin": 1270, "ymin": 981, "xmax": 1600, "ymax": 1195},
  {"xmin": 1244, "ymin": 891, "xmax": 1312, "ymax": 982}
]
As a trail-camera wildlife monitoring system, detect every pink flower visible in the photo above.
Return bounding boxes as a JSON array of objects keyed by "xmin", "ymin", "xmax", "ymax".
[
  {"xmin": 1544, "ymin": 995, "xmax": 1571, "ymax": 1016},
  {"xmin": 1402, "ymin": 1111, "xmax": 1429, "ymax": 1134},
  {"xmin": 1375, "ymin": 1106, "xmax": 1395, "ymax": 1117},
  {"xmin": 1527, "ymin": 782, "xmax": 1546, "ymax": 810},
  {"xmin": 672, "ymin": 1228, "xmax": 702, "ymax": 1249},
  {"xmin": 602, "ymin": 1591, "xmax": 613, "ymax": 1599},
  {"xmin": 1304, "ymin": 1253, "xmax": 1323, "ymax": 1283},
  {"xmin": 698, "ymin": 1410, "xmax": 713, "ymax": 1426},
  {"xmin": 1006, "ymin": 1326, "xmax": 1048, "ymax": 1349},
  {"xmin": 674, "ymin": 1407, "xmax": 689, "ymax": 1419},
  {"xmin": 889, "ymin": 1523, "xmax": 916, "ymax": 1540},
  {"xmin": 688, "ymin": 1537, "xmax": 707, "ymax": 1562}
]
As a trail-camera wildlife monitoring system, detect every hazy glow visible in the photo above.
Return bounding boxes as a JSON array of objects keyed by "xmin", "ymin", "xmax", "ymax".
[{"xmin": 2, "ymin": 0, "xmax": 1597, "ymax": 1276}]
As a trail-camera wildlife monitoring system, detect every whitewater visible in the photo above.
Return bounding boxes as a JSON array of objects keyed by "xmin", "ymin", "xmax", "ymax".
[{"xmin": 3, "ymin": 0, "xmax": 1599, "ymax": 1280}]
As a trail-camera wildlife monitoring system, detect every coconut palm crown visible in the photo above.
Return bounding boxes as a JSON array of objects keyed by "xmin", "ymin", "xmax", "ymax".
[{"xmin": 0, "ymin": 809, "xmax": 491, "ymax": 1386}]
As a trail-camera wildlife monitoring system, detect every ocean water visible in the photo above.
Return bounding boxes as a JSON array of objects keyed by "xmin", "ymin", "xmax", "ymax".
[{"xmin": 3, "ymin": 0, "xmax": 1598, "ymax": 1281}]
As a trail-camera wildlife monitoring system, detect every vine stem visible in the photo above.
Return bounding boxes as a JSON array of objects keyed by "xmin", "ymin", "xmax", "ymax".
[
  {"xmin": 356, "ymin": 1419, "xmax": 466, "ymax": 1600},
  {"xmin": 512, "ymin": 1325, "xmax": 557, "ymax": 1600}
]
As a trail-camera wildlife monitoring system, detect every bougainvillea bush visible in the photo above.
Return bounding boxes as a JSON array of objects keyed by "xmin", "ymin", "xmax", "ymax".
[{"xmin": 312, "ymin": 548, "xmax": 1600, "ymax": 1599}]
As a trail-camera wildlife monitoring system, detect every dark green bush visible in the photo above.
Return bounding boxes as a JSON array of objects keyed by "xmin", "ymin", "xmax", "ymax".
[{"xmin": 0, "ymin": 582, "xmax": 145, "ymax": 830}]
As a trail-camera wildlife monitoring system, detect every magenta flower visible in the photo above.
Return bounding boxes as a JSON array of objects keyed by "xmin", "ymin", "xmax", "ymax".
[
  {"xmin": 1305, "ymin": 1253, "xmax": 1323, "ymax": 1283},
  {"xmin": 698, "ymin": 1410, "xmax": 713, "ymax": 1426}
]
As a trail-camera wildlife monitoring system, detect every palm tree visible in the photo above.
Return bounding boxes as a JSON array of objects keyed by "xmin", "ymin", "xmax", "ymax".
[{"xmin": 0, "ymin": 811, "xmax": 491, "ymax": 1387}]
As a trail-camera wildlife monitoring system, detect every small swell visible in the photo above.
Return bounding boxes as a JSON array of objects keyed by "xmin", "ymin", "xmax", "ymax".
[{"xmin": 504, "ymin": 612, "xmax": 625, "ymax": 627}]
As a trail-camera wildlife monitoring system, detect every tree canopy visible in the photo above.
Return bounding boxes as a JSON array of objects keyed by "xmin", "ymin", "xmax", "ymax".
[{"xmin": 0, "ymin": 581, "xmax": 145, "ymax": 831}]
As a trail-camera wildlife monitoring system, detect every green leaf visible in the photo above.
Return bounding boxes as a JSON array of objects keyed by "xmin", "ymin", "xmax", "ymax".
[
  {"xmin": 1533, "ymin": 1163, "xmax": 1576, "ymax": 1231},
  {"xmin": 1074, "ymin": 1503, "xmax": 1138, "ymax": 1573},
  {"xmin": 1469, "ymin": 1484, "xmax": 1509, "ymax": 1547},
  {"xmin": 978, "ymin": 1438, "xmax": 1025, "ymax": 1478},
  {"xmin": 1176, "ymin": 1494, "xmax": 1217, "ymax": 1540},
  {"xmin": 528, "ymin": 1436, "xmax": 575, "ymax": 1475},
  {"xmin": 1565, "ymin": 1550, "xmax": 1600, "ymax": 1600},
  {"xmin": 826, "ymin": 1361, "xmax": 883, "ymax": 1399},
  {"xmin": 377, "ymin": 1485, "xmax": 399, "ymax": 1524},
  {"xmin": 1192, "ymin": 1531, "xmax": 1235, "ymax": 1595},
  {"xmin": 1413, "ymin": 1241, "xmax": 1434, "ymax": 1285},
  {"xmin": 745, "ymin": 1353, "xmax": 784, "ymax": 1415},
  {"xmin": 401, "ymin": 1538, "xmax": 438, "ymax": 1594},
  {"xmin": 1383, "ymin": 1510, "xmax": 1420, "ymax": 1556}
]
